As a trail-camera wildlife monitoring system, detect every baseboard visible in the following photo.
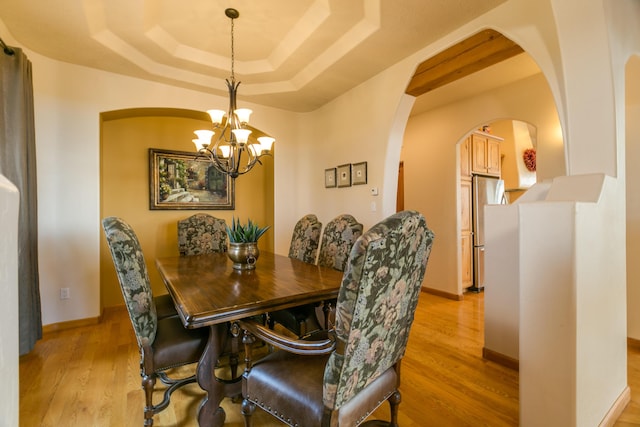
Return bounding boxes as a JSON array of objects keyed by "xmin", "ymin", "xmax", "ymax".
[
  {"xmin": 42, "ymin": 314, "xmax": 102, "ymax": 334},
  {"xmin": 599, "ymin": 386, "xmax": 630, "ymax": 427},
  {"xmin": 421, "ymin": 287, "xmax": 464, "ymax": 301},
  {"xmin": 482, "ymin": 347, "xmax": 519, "ymax": 371}
]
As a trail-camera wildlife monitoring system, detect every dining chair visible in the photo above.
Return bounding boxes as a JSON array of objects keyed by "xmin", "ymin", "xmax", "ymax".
[
  {"xmin": 102, "ymin": 216, "xmax": 214, "ymax": 427},
  {"xmin": 287, "ymin": 214, "xmax": 322, "ymax": 263},
  {"xmin": 268, "ymin": 214, "xmax": 323, "ymax": 336},
  {"xmin": 315, "ymin": 214, "xmax": 363, "ymax": 329},
  {"xmin": 271, "ymin": 214, "xmax": 364, "ymax": 336},
  {"xmin": 239, "ymin": 210, "xmax": 435, "ymax": 427},
  {"xmin": 177, "ymin": 213, "xmax": 228, "ymax": 256},
  {"xmin": 176, "ymin": 213, "xmax": 242, "ymax": 378},
  {"xmin": 317, "ymin": 214, "xmax": 363, "ymax": 271}
]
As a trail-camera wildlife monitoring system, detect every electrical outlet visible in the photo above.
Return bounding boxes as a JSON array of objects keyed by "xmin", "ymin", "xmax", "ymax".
[{"xmin": 60, "ymin": 287, "xmax": 70, "ymax": 300}]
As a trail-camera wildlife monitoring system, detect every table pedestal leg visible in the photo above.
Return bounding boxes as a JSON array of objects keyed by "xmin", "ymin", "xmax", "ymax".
[{"xmin": 196, "ymin": 324, "xmax": 226, "ymax": 427}]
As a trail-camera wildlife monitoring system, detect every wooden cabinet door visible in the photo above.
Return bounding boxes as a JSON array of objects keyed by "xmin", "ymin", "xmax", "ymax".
[
  {"xmin": 461, "ymin": 234, "xmax": 473, "ymax": 288},
  {"xmin": 460, "ymin": 137, "xmax": 471, "ymax": 177},
  {"xmin": 460, "ymin": 179, "xmax": 472, "ymax": 233},
  {"xmin": 471, "ymin": 134, "xmax": 488, "ymax": 174},
  {"xmin": 487, "ymin": 139, "xmax": 501, "ymax": 176}
]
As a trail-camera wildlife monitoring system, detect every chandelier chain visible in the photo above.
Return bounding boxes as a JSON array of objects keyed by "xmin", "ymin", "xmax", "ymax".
[{"xmin": 230, "ymin": 17, "xmax": 235, "ymax": 80}]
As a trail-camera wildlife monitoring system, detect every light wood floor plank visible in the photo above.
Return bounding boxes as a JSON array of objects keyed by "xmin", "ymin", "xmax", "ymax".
[{"xmin": 19, "ymin": 292, "xmax": 640, "ymax": 426}]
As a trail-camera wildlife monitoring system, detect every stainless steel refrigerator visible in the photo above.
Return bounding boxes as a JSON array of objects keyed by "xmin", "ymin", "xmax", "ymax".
[{"xmin": 471, "ymin": 175, "xmax": 505, "ymax": 291}]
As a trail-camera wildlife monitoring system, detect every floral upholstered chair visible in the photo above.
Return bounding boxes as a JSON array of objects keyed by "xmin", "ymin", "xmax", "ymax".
[
  {"xmin": 102, "ymin": 217, "xmax": 212, "ymax": 426},
  {"xmin": 268, "ymin": 214, "xmax": 324, "ymax": 336},
  {"xmin": 287, "ymin": 214, "xmax": 322, "ymax": 264},
  {"xmin": 275, "ymin": 214, "xmax": 364, "ymax": 335},
  {"xmin": 177, "ymin": 213, "xmax": 227, "ymax": 256},
  {"xmin": 239, "ymin": 210, "xmax": 435, "ymax": 427},
  {"xmin": 317, "ymin": 214, "xmax": 363, "ymax": 271}
]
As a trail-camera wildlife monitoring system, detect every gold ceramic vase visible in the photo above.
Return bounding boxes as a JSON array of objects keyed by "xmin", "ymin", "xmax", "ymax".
[{"xmin": 228, "ymin": 242, "xmax": 260, "ymax": 270}]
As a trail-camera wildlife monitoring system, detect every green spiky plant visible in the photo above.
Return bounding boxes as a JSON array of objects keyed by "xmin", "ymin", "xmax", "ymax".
[{"xmin": 226, "ymin": 217, "xmax": 270, "ymax": 243}]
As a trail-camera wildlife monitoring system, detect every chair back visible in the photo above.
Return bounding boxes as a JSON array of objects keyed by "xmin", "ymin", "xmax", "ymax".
[
  {"xmin": 323, "ymin": 210, "xmax": 435, "ymax": 409},
  {"xmin": 288, "ymin": 214, "xmax": 322, "ymax": 264},
  {"xmin": 178, "ymin": 213, "xmax": 227, "ymax": 256},
  {"xmin": 102, "ymin": 217, "xmax": 157, "ymax": 347},
  {"xmin": 317, "ymin": 214, "xmax": 363, "ymax": 271}
]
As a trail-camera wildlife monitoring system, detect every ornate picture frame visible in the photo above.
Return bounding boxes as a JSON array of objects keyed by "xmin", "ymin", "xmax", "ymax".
[
  {"xmin": 337, "ymin": 163, "xmax": 352, "ymax": 188},
  {"xmin": 325, "ymin": 168, "xmax": 337, "ymax": 188},
  {"xmin": 352, "ymin": 161, "xmax": 367, "ymax": 185},
  {"xmin": 149, "ymin": 148, "xmax": 234, "ymax": 210}
]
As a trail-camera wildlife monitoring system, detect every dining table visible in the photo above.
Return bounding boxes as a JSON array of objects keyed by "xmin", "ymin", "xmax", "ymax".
[{"xmin": 155, "ymin": 250, "xmax": 344, "ymax": 427}]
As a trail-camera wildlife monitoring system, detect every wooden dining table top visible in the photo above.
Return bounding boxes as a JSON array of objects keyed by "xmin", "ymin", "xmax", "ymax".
[{"xmin": 155, "ymin": 251, "xmax": 344, "ymax": 329}]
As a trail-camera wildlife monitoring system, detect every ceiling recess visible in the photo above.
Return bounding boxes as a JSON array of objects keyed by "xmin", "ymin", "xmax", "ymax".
[{"xmin": 406, "ymin": 29, "xmax": 524, "ymax": 97}]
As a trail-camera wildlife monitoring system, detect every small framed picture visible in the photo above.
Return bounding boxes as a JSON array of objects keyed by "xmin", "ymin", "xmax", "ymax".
[
  {"xmin": 337, "ymin": 164, "xmax": 352, "ymax": 187},
  {"xmin": 352, "ymin": 161, "xmax": 367, "ymax": 185},
  {"xmin": 324, "ymin": 168, "xmax": 337, "ymax": 188}
]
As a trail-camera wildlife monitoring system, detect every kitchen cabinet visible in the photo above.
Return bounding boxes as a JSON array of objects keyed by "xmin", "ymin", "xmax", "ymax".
[
  {"xmin": 460, "ymin": 136, "xmax": 471, "ymax": 178},
  {"xmin": 471, "ymin": 132, "xmax": 502, "ymax": 176}
]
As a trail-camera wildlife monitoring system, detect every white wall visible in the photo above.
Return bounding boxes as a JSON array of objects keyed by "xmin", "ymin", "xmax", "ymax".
[{"xmin": 0, "ymin": 175, "xmax": 19, "ymax": 427}]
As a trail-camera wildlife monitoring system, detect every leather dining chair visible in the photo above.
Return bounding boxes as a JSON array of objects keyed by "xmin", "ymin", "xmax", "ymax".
[
  {"xmin": 176, "ymin": 213, "xmax": 242, "ymax": 378},
  {"xmin": 153, "ymin": 213, "xmax": 227, "ymax": 321},
  {"xmin": 177, "ymin": 213, "xmax": 228, "ymax": 256},
  {"xmin": 268, "ymin": 214, "xmax": 324, "ymax": 335},
  {"xmin": 315, "ymin": 214, "xmax": 363, "ymax": 328},
  {"xmin": 272, "ymin": 214, "xmax": 364, "ymax": 336},
  {"xmin": 239, "ymin": 210, "xmax": 435, "ymax": 427},
  {"xmin": 102, "ymin": 216, "xmax": 214, "ymax": 427}
]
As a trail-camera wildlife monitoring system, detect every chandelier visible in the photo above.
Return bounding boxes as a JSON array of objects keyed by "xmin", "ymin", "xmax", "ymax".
[{"xmin": 192, "ymin": 8, "xmax": 275, "ymax": 179}]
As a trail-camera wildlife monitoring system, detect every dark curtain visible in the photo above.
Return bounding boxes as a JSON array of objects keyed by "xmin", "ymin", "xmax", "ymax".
[{"xmin": 0, "ymin": 44, "xmax": 42, "ymax": 354}]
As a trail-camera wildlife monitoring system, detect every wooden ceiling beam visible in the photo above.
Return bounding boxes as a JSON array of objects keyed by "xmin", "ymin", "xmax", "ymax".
[{"xmin": 405, "ymin": 29, "xmax": 524, "ymax": 97}]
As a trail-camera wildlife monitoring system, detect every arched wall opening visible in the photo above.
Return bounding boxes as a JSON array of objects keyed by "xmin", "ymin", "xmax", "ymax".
[
  {"xmin": 399, "ymin": 48, "xmax": 564, "ymax": 299},
  {"xmin": 99, "ymin": 107, "xmax": 274, "ymax": 310}
]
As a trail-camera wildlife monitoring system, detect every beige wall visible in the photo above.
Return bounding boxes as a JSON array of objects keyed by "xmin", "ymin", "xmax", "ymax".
[{"xmin": 100, "ymin": 109, "xmax": 274, "ymax": 308}]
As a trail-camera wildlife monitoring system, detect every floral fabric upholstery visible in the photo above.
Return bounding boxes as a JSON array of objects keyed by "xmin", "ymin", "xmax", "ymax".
[
  {"xmin": 178, "ymin": 213, "xmax": 227, "ymax": 256},
  {"xmin": 323, "ymin": 210, "xmax": 435, "ymax": 409},
  {"xmin": 288, "ymin": 214, "xmax": 322, "ymax": 264},
  {"xmin": 102, "ymin": 216, "xmax": 157, "ymax": 347},
  {"xmin": 317, "ymin": 214, "xmax": 363, "ymax": 271}
]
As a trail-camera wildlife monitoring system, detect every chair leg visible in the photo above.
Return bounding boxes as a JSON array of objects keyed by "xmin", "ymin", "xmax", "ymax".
[
  {"xmin": 142, "ymin": 374, "xmax": 156, "ymax": 426},
  {"xmin": 388, "ymin": 390, "xmax": 401, "ymax": 427},
  {"xmin": 241, "ymin": 399, "xmax": 256, "ymax": 427}
]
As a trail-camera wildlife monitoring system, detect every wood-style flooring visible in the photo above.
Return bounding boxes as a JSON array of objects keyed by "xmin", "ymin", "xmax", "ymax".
[{"xmin": 19, "ymin": 292, "xmax": 640, "ymax": 426}]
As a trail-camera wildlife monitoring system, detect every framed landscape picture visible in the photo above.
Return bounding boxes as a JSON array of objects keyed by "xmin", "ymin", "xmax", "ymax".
[
  {"xmin": 337, "ymin": 163, "xmax": 352, "ymax": 187},
  {"xmin": 149, "ymin": 148, "xmax": 234, "ymax": 210}
]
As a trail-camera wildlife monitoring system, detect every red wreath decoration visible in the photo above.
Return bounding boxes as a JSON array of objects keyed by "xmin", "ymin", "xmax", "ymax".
[{"xmin": 523, "ymin": 148, "xmax": 537, "ymax": 172}]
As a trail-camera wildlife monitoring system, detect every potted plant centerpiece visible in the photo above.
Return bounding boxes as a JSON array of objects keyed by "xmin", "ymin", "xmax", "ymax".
[{"xmin": 226, "ymin": 217, "xmax": 270, "ymax": 270}]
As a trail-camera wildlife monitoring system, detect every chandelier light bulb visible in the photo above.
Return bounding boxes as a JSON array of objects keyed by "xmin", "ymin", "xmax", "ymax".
[
  {"xmin": 249, "ymin": 144, "xmax": 262, "ymax": 156},
  {"xmin": 234, "ymin": 108, "xmax": 252, "ymax": 124},
  {"xmin": 194, "ymin": 129, "xmax": 214, "ymax": 141},
  {"xmin": 207, "ymin": 110, "xmax": 226, "ymax": 125},
  {"xmin": 219, "ymin": 145, "xmax": 231, "ymax": 158},
  {"xmin": 192, "ymin": 139, "xmax": 208, "ymax": 150},
  {"xmin": 231, "ymin": 128, "xmax": 252, "ymax": 145},
  {"xmin": 257, "ymin": 136, "xmax": 275, "ymax": 152}
]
